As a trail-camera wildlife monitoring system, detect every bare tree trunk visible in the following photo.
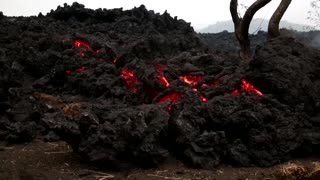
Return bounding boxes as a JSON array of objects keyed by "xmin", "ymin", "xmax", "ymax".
[
  {"xmin": 230, "ymin": 0, "xmax": 271, "ymax": 62},
  {"xmin": 268, "ymin": 0, "xmax": 292, "ymax": 38}
]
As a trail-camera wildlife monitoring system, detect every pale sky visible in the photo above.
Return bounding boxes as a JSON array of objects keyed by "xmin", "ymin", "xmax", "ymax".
[{"xmin": 0, "ymin": 0, "xmax": 314, "ymax": 30}]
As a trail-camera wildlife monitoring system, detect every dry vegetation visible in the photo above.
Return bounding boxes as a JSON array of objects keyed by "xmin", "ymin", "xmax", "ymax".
[{"xmin": 274, "ymin": 161, "xmax": 320, "ymax": 180}]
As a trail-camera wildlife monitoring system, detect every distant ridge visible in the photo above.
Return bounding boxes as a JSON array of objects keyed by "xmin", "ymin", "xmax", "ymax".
[{"xmin": 198, "ymin": 18, "xmax": 311, "ymax": 33}]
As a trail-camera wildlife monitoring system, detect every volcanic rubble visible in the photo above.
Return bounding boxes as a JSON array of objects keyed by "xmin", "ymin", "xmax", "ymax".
[{"xmin": 0, "ymin": 2, "xmax": 320, "ymax": 170}]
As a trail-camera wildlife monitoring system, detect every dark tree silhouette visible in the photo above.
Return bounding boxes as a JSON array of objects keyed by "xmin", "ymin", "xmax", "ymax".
[
  {"xmin": 230, "ymin": 0, "xmax": 271, "ymax": 62},
  {"xmin": 268, "ymin": 0, "xmax": 292, "ymax": 38}
]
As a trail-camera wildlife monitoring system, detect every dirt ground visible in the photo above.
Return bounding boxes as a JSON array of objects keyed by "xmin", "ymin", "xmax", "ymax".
[{"xmin": 0, "ymin": 140, "xmax": 319, "ymax": 180}]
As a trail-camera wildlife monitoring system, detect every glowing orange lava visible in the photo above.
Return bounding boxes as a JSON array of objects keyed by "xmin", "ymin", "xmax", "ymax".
[
  {"xmin": 179, "ymin": 75, "xmax": 203, "ymax": 86},
  {"xmin": 230, "ymin": 79, "xmax": 263, "ymax": 96},
  {"xmin": 74, "ymin": 39, "xmax": 91, "ymax": 49},
  {"xmin": 66, "ymin": 39, "xmax": 116, "ymax": 76},
  {"xmin": 121, "ymin": 68, "xmax": 139, "ymax": 92},
  {"xmin": 231, "ymin": 89, "xmax": 240, "ymax": 96},
  {"xmin": 159, "ymin": 74, "xmax": 170, "ymax": 87},
  {"xmin": 155, "ymin": 64, "xmax": 170, "ymax": 87},
  {"xmin": 241, "ymin": 79, "xmax": 263, "ymax": 96},
  {"xmin": 159, "ymin": 92, "xmax": 182, "ymax": 103},
  {"xmin": 75, "ymin": 66, "xmax": 86, "ymax": 73},
  {"xmin": 200, "ymin": 95, "xmax": 208, "ymax": 102},
  {"xmin": 65, "ymin": 70, "xmax": 72, "ymax": 75}
]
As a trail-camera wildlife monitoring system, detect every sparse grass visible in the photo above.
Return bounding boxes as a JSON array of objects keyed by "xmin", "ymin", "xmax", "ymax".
[
  {"xmin": 307, "ymin": 162, "xmax": 320, "ymax": 180},
  {"xmin": 275, "ymin": 161, "xmax": 308, "ymax": 180}
]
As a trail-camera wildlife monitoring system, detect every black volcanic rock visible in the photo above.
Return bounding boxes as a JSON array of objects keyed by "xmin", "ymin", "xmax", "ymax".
[
  {"xmin": 248, "ymin": 36, "xmax": 320, "ymax": 114},
  {"xmin": 0, "ymin": 2, "xmax": 320, "ymax": 170}
]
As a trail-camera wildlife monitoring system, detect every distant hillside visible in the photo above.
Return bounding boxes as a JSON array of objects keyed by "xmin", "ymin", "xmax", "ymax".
[
  {"xmin": 198, "ymin": 18, "xmax": 311, "ymax": 33},
  {"xmin": 198, "ymin": 29, "xmax": 320, "ymax": 55}
]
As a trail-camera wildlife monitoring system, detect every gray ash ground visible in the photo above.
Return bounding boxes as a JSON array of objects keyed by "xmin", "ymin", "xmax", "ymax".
[{"xmin": 1, "ymin": 2, "xmax": 320, "ymax": 171}]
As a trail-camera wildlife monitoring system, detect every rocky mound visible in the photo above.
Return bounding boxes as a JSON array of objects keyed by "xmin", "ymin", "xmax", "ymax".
[{"xmin": 0, "ymin": 2, "xmax": 320, "ymax": 169}]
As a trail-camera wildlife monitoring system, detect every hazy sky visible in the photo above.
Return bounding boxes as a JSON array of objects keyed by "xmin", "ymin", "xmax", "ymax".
[{"xmin": 0, "ymin": 0, "xmax": 314, "ymax": 30}]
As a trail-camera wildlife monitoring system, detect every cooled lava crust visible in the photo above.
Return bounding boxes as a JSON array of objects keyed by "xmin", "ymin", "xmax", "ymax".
[{"xmin": 0, "ymin": 2, "xmax": 320, "ymax": 169}]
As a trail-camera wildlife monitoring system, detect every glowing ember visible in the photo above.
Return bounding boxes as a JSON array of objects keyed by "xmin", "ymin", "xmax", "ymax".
[
  {"xmin": 230, "ymin": 79, "xmax": 263, "ymax": 96},
  {"xmin": 179, "ymin": 75, "xmax": 203, "ymax": 86},
  {"xmin": 121, "ymin": 68, "xmax": 139, "ymax": 92},
  {"xmin": 155, "ymin": 64, "xmax": 170, "ymax": 87},
  {"xmin": 80, "ymin": 52, "xmax": 85, "ymax": 57},
  {"xmin": 158, "ymin": 92, "xmax": 182, "ymax": 103},
  {"xmin": 158, "ymin": 74, "xmax": 170, "ymax": 87},
  {"xmin": 112, "ymin": 58, "xmax": 118, "ymax": 64},
  {"xmin": 192, "ymin": 88, "xmax": 208, "ymax": 102},
  {"xmin": 95, "ymin": 50, "xmax": 100, "ymax": 54},
  {"xmin": 65, "ymin": 70, "xmax": 72, "ymax": 75},
  {"xmin": 231, "ymin": 89, "xmax": 240, "ymax": 96},
  {"xmin": 241, "ymin": 79, "xmax": 263, "ymax": 96},
  {"xmin": 75, "ymin": 66, "xmax": 86, "ymax": 73},
  {"xmin": 200, "ymin": 95, "xmax": 208, "ymax": 102},
  {"xmin": 74, "ymin": 39, "xmax": 91, "ymax": 49},
  {"xmin": 202, "ymin": 79, "xmax": 220, "ymax": 88},
  {"xmin": 210, "ymin": 79, "xmax": 220, "ymax": 87}
]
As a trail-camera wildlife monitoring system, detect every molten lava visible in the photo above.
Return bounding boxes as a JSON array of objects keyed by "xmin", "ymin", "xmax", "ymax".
[
  {"xmin": 202, "ymin": 79, "xmax": 220, "ymax": 88},
  {"xmin": 69, "ymin": 40, "xmax": 263, "ymax": 107},
  {"xmin": 200, "ymin": 95, "xmax": 208, "ymax": 102},
  {"xmin": 121, "ymin": 68, "xmax": 139, "ymax": 92},
  {"xmin": 231, "ymin": 89, "xmax": 240, "ymax": 96},
  {"xmin": 241, "ymin": 79, "xmax": 263, "ymax": 96},
  {"xmin": 179, "ymin": 75, "xmax": 203, "ymax": 86},
  {"xmin": 67, "ymin": 39, "xmax": 110, "ymax": 75},
  {"xmin": 178, "ymin": 75, "xmax": 211, "ymax": 102},
  {"xmin": 65, "ymin": 70, "xmax": 72, "ymax": 75},
  {"xmin": 159, "ymin": 92, "xmax": 182, "ymax": 103},
  {"xmin": 159, "ymin": 92, "xmax": 181, "ymax": 112},
  {"xmin": 75, "ymin": 66, "xmax": 86, "ymax": 73},
  {"xmin": 74, "ymin": 39, "xmax": 91, "ymax": 49},
  {"xmin": 155, "ymin": 64, "xmax": 170, "ymax": 87},
  {"xmin": 159, "ymin": 74, "xmax": 170, "ymax": 87},
  {"xmin": 229, "ymin": 79, "xmax": 263, "ymax": 96}
]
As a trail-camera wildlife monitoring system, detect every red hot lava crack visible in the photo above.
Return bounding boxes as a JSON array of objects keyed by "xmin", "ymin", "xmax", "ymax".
[
  {"xmin": 65, "ymin": 39, "xmax": 117, "ymax": 75},
  {"xmin": 120, "ymin": 65, "xmax": 264, "ymax": 112},
  {"xmin": 67, "ymin": 39, "xmax": 263, "ymax": 111}
]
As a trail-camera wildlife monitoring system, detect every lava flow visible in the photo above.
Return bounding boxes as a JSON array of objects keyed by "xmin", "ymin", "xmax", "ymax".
[
  {"xmin": 121, "ymin": 68, "xmax": 140, "ymax": 92},
  {"xmin": 155, "ymin": 64, "xmax": 170, "ymax": 87},
  {"xmin": 179, "ymin": 75, "xmax": 203, "ymax": 86},
  {"xmin": 66, "ymin": 39, "xmax": 111, "ymax": 75},
  {"xmin": 158, "ymin": 92, "xmax": 183, "ymax": 112},
  {"xmin": 74, "ymin": 39, "xmax": 91, "ymax": 49},
  {"xmin": 75, "ymin": 66, "xmax": 86, "ymax": 73},
  {"xmin": 202, "ymin": 79, "xmax": 220, "ymax": 88},
  {"xmin": 69, "ymin": 40, "xmax": 263, "ymax": 110},
  {"xmin": 241, "ymin": 79, "xmax": 263, "ymax": 96},
  {"xmin": 229, "ymin": 79, "xmax": 263, "ymax": 96},
  {"xmin": 158, "ymin": 92, "xmax": 182, "ymax": 103},
  {"xmin": 231, "ymin": 89, "xmax": 240, "ymax": 96},
  {"xmin": 180, "ymin": 75, "xmax": 209, "ymax": 102}
]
